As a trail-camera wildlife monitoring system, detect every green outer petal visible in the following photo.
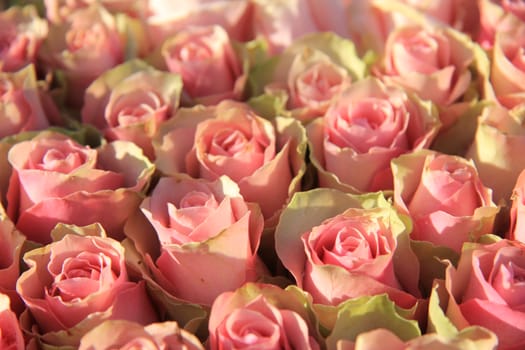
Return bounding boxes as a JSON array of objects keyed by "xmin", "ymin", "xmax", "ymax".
[{"xmin": 324, "ymin": 294, "xmax": 421, "ymax": 350}]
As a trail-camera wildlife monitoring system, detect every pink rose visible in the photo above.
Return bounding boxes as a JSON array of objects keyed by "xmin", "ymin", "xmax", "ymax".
[
  {"xmin": 392, "ymin": 149, "xmax": 498, "ymax": 252},
  {"xmin": 82, "ymin": 59, "xmax": 182, "ymax": 160},
  {"xmin": 6, "ymin": 131, "xmax": 154, "ymax": 243},
  {"xmin": 0, "ymin": 5, "xmax": 48, "ymax": 73},
  {"xmin": 478, "ymin": 0, "xmax": 525, "ymax": 49},
  {"xmin": 254, "ymin": 32, "xmax": 365, "ymax": 123},
  {"xmin": 44, "ymin": 0, "xmax": 149, "ymax": 22},
  {"xmin": 307, "ymin": 77, "xmax": 439, "ymax": 193},
  {"xmin": 0, "ymin": 204, "xmax": 25, "ymax": 315},
  {"xmin": 16, "ymin": 225, "xmax": 158, "ymax": 348},
  {"xmin": 154, "ymin": 100, "xmax": 306, "ymax": 222},
  {"xmin": 126, "ymin": 175, "xmax": 266, "ymax": 306},
  {"xmin": 0, "ymin": 65, "xmax": 50, "ymax": 139},
  {"xmin": 375, "ymin": 25, "xmax": 474, "ymax": 110},
  {"xmin": 79, "ymin": 320, "xmax": 204, "ymax": 350},
  {"xmin": 159, "ymin": 25, "xmax": 246, "ymax": 106},
  {"xmin": 466, "ymin": 104, "xmax": 525, "ymax": 203},
  {"xmin": 145, "ymin": 0, "xmax": 253, "ymax": 47},
  {"xmin": 39, "ymin": 4, "xmax": 124, "ymax": 107},
  {"xmin": 490, "ymin": 30, "xmax": 525, "ymax": 109},
  {"xmin": 0, "ymin": 293, "xmax": 24, "ymax": 350},
  {"xmin": 397, "ymin": 0, "xmax": 480, "ymax": 38},
  {"xmin": 208, "ymin": 283, "xmax": 321, "ymax": 350},
  {"xmin": 251, "ymin": 0, "xmax": 349, "ymax": 54},
  {"xmin": 510, "ymin": 169, "xmax": 525, "ymax": 243},
  {"xmin": 337, "ymin": 327, "xmax": 497, "ymax": 350},
  {"xmin": 275, "ymin": 190, "xmax": 420, "ymax": 308},
  {"xmin": 444, "ymin": 239, "xmax": 525, "ymax": 350}
]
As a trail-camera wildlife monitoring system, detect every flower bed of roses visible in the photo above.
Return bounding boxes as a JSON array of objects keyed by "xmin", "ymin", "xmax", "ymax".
[{"xmin": 1, "ymin": 0, "xmax": 525, "ymax": 349}]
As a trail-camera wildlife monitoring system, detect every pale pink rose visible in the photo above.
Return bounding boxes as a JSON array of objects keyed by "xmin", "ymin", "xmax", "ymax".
[
  {"xmin": 208, "ymin": 283, "xmax": 321, "ymax": 350},
  {"xmin": 44, "ymin": 0, "xmax": 149, "ymax": 22},
  {"xmin": 392, "ymin": 150, "xmax": 498, "ymax": 252},
  {"xmin": 145, "ymin": 0, "xmax": 253, "ymax": 48},
  {"xmin": 466, "ymin": 104, "xmax": 525, "ymax": 203},
  {"xmin": 510, "ymin": 169, "xmax": 525, "ymax": 243},
  {"xmin": 6, "ymin": 131, "xmax": 154, "ymax": 243},
  {"xmin": 160, "ymin": 25, "xmax": 245, "ymax": 106},
  {"xmin": 79, "ymin": 320, "xmax": 204, "ymax": 350},
  {"xmin": 0, "ymin": 293, "xmax": 24, "ymax": 350},
  {"xmin": 398, "ymin": 0, "xmax": 480, "ymax": 38},
  {"xmin": 0, "ymin": 5, "xmax": 48, "ymax": 73},
  {"xmin": 82, "ymin": 60, "xmax": 182, "ymax": 159},
  {"xmin": 0, "ymin": 65, "xmax": 50, "ymax": 139},
  {"xmin": 126, "ymin": 175, "xmax": 266, "ymax": 306},
  {"xmin": 490, "ymin": 30, "xmax": 525, "ymax": 109},
  {"xmin": 307, "ymin": 77, "xmax": 440, "ymax": 193},
  {"xmin": 376, "ymin": 25, "xmax": 474, "ymax": 109},
  {"xmin": 445, "ymin": 239, "xmax": 525, "ymax": 350},
  {"xmin": 478, "ymin": 0, "xmax": 525, "ymax": 49},
  {"xmin": 337, "ymin": 327, "xmax": 498, "ymax": 350},
  {"xmin": 275, "ymin": 190, "xmax": 421, "ymax": 309},
  {"xmin": 16, "ymin": 229, "xmax": 158, "ymax": 348},
  {"xmin": 0, "ymin": 204, "xmax": 25, "ymax": 315},
  {"xmin": 39, "ymin": 4, "xmax": 124, "ymax": 107},
  {"xmin": 154, "ymin": 100, "xmax": 306, "ymax": 222},
  {"xmin": 251, "ymin": 0, "xmax": 349, "ymax": 54},
  {"xmin": 257, "ymin": 32, "xmax": 364, "ymax": 123}
]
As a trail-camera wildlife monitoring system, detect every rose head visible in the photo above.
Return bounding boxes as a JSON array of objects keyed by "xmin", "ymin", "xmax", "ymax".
[
  {"xmin": 376, "ymin": 24, "xmax": 474, "ymax": 108},
  {"xmin": 275, "ymin": 189, "xmax": 420, "ymax": 309},
  {"xmin": 82, "ymin": 59, "xmax": 182, "ymax": 160},
  {"xmin": 466, "ymin": 104, "xmax": 525, "ymax": 203},
  {"xmin": 478, "ymin": 0, "xmax": 525, "ymax": 49},
  {"xmin": 154, "ymin": 100, "xmax": 306, "ymax": 222},
  {"xmin": 491, "ymin": 30, "xmax": 525, "ymax": 109},
  {"xmin": 16, "ymin": 226, "xmax": 158, "ymax": 347},
  {"xmin": 510, "ymin": 169, "xmax": 525, "ymax": 243},
  {"xmin": 445, "ymin": 239, "xmax": 525, "ymax": 350},
  {"xmin": 6, "ymin": 131, "xmax": 154, "ymax": 243},
  {"xmin": 307, "ymin": 77, "xmax": 439, "ymax": 193},
  {"xmin": 0, "ymin": 293, "xmax": 24, "ymax": 350},
  {"xmin": 392, "ymin": 149, "xmax": 498, "ymax": 252},
  {"xmin": 79, "ymin": 320, "xmax": 204, "ymax": 350},
  {"xmin": 0, "ymin": 65, "xmax": 50, "ymax": 139},
  {"xmin": 208, "ymin": 283, "xmax": 321, "ymax": 350},
  {"xmin": 39, "ymin": 4, "xmax": 124, "ymax": 107},
  {"xmin": 0, "ymin": 5, "xmax": 48, "ymax": 73},
  {"xmin": 160, "ymin": 25, "xmax": 246, "ymax": 106},
  {"xmin": 127, "ymin": 175, "xmax": 266, "ymax": 306}
]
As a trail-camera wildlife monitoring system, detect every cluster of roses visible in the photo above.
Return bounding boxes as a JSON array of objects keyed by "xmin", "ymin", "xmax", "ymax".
[{"xmin": 1, "ymin": 0, "xmax": 525, "ymax": 349}]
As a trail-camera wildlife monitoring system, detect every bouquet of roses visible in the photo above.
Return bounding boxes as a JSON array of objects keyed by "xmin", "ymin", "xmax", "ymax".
[{"xmin": 1, "ymin": 0, "xmax": 525, "ymax": 349}]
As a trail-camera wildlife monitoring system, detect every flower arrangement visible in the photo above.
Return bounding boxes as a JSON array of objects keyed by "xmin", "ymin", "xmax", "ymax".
[{"xmin": 1, "ymin": 0, "xmax": 525, "ymax": 349}]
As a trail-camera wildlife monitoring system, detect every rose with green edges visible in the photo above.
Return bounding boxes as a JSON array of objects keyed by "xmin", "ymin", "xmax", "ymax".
[
  {"xmin": 466, "ymin": 104, "xmax": 525, "ymax": 203},
  {"xmin": 250, "ymin": 32, "xmax": 366, "ymax": 123},
  {"xmin": 79, "ymin": 320, "xmax": 204, "ymax": 350},
  {"xmin": 39, "ymin": 4, "xmax": 124, "ymax": 107},
  {"xmin": 0, "ymin": 65, "xmax": 50, "ymax": 139},
  {"xmin": 208, "ymin": 283, "xmax": 322, "ymax": 350},
  {"xmin": 0, "ymin": 5, "xmax": 48, "ymax": 73},
  {"xmin": 16, "ymin": 223, "xmax": 158, "ymax": 349},
  {"xmin": 125, "ymin": 175, "xmax": 267, "ymax": 307},
  {"xmin": 5, "ymin": 131, "xmax": 154, "ymax": 243},
  {"xmin": 306, "ymin": 77, "xmax": 439, "ymax": 193},
  {"xmin": 82, "ymin": 59, "xmax": 182, "ymax": 160},
  {"xmin": 392, "ymin": 149, "xmax": 498, "ymax": 252},
  {"xmin": 321, "ymin": 294, "xmax": 421, "ymax": 350},
  {"xmin": 275, "ymin": 189, "xmax": 421, "ymax": 309},
  {"xmin": 443, "ymin": 239, "xmax": 525, "ymax": 350},
  {"xmin": 154, "ymin": 100, "xmax": 306, "ymax": 223}
]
